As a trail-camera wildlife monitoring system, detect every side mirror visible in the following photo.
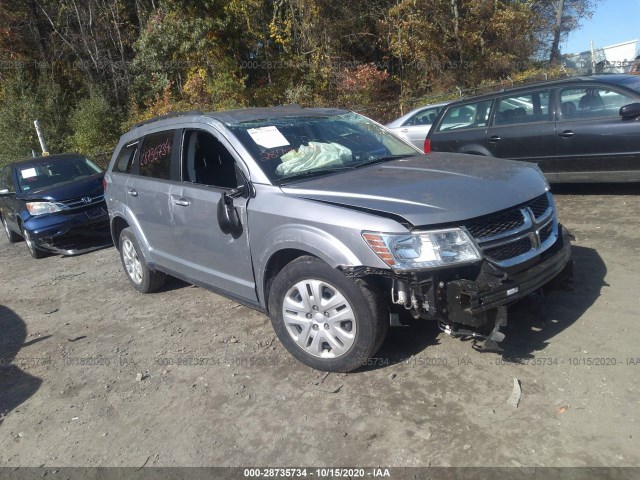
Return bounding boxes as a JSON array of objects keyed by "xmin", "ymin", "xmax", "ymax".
[
  {"xmin": 0, "ymin": 188, "xmax": 10, "ymax": 196},
  {"xmin": 619, "ymin": 103, "xmax": 640, "ymax": 120},
  {"xmin": 217, "ymin": 192, "xmax": 243, "ymax": 237},
  {"xmin": 228, "ymin": 184, "xmax": 247, "ymax": 199}
]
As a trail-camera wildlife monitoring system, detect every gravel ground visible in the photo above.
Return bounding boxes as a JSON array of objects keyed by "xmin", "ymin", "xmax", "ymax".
[{"xmin": 0, "ymin": 184, "xmax": 639, "ymax": 468}]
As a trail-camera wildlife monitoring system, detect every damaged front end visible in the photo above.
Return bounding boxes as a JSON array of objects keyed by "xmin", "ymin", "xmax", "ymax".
[{"xmin": 344, "ymin": 192, "xmax": 574, "ymax": 351}]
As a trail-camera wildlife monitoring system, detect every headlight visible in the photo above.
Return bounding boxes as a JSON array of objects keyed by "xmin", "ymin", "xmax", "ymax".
[
  {"xmin": 362, "ymin": 228, "xmax": 481, "ymax": 269},
  {"xmin": 26, "ymin": 202, "xmax": 62, "ymax": 216}
]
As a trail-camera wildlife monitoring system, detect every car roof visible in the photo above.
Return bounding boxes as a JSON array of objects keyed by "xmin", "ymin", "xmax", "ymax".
[
  {"xmin": 446, "ymin": 74, "xmax": 640, "ymax": 105},
  {"xmin": 131, "ymin": 105, "xmax": 351, "ymax": 130}
]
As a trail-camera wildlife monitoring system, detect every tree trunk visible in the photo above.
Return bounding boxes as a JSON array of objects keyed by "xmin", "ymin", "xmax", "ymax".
[{"xmin": 549, "ymin": 0, "xmax": 565, "ymax": 64}]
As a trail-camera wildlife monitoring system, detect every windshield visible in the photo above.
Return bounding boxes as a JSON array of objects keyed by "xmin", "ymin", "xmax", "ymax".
[
  {"xmin": 229, "ymin": 112, "xmax": 420, "ymax": 183},
  {"xmin": 17, "ymin": 156, "xmax": 103, "ymax": 193},
  {"xmin": 605, "ymin": 75, "xmax": 640, "ymax": 95}
]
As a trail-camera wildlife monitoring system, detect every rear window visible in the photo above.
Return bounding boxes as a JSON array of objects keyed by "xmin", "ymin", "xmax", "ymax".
[
  {"xmin": 495, "ymin": 91, "xmax": 551, "ymax": 125},
  {"xmin": 114, "ymin": 142, "xmax": 138, "ymax": 174},
  {"xmin": 139, "ymin": 131, "xmax": 174, "ymax": 180},
  {"xmin": 436, "ymin": 100, "xmax": 493, "ymax": 132}
]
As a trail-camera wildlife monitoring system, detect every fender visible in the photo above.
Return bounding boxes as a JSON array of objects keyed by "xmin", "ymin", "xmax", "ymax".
[
  {"xmin": 254, "ymin": 223, "xmax": 363, "ymax": 306},
  {"xmin": 109, "ymin": 206, "xmax": 154, "ymax": 265}
]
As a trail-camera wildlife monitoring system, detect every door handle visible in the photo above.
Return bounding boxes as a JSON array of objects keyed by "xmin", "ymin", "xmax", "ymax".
[
  {"xmin": 488, "ymin": 135, "xmax": 501, "ymax": 143},
  {"xmin": 127, "ymin": 189, "xmax": 138, "ymax": 197},
  {"xmin": 172, "ymin": 198, "xmax": 191, "ymax": 207},
  {"xmin": 401, "ymin": 128, "xmax": 409, "ymax": 133},
  {"xmin": 559, "ymin": 130, "xmax": 575, "ymax": 138}
]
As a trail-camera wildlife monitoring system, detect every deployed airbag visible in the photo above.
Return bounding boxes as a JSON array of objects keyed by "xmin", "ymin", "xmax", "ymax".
[{"xmin": 275, "ymin": 142, "xmax": 352, "ymax": 176}]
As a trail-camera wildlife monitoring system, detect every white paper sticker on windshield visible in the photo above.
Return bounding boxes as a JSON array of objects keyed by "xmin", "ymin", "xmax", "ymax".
[
  {"xmin": 247, "ymin": 126, "xmax": 290, "ymax": 149},
  {"xmin": 21, "ymin": 167, "xmax": 37, "ymax": 179}
]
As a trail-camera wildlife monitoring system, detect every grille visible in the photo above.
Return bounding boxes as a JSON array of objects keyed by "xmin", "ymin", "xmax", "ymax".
[
  {"xmin": 529, "ymin": 193, "xmax": 550, "ymax": 219},
  {"xmin": 466, "ymin": 209, "xmax": 525, "ymax": 240},
  {"xmin": 539, "ymin": 222, "xmax": 554, "ymax": 243},
  {"xmin": 60, "ymin": 195, "xmax": 105, "ymax": 210},
  {"xmin": 485, "ymin": 237, "xmax": 532, "ymax": 262},
  {"xmin": 462, "ymin": 192, "xmax": 557, "ymax": 265}
]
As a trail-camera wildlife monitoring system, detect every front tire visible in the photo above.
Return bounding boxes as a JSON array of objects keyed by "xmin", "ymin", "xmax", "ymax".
[
  {"xmin": 119, "ymin": 227, "xmax": 166, "ymax": 293},
  {"xmin": 268, "ymin": 256, "xmax": 387, "ymax": 372},
  {"xmin": 22, "ymin": 228, "xmax": 46, "ymax": 259}
]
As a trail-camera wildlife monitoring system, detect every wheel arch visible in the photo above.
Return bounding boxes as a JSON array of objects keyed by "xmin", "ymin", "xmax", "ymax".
[
  {"xmin": 111, "ymin": 215, "xmax": 130, "ymax": 251},
  {"xmin": 255, "ymin": 224, "xmax": 365, "ymax": 309},
  {"xmin": 262, "ymin": 249, "xmax": 318, "ymax": 313},
  {"xmin": 458, "ymin": 145, "xmax": 491, "ymax": 156}
]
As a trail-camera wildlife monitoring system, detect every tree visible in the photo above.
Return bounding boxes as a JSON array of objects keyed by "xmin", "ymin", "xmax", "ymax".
[
  {"xmin": 68, "ymin": 88, "xmax": 122, "ymax": 158},
  {"xmin": 531, "ymin": 0, "xmax": 599, "ymax": 62},
  {"xmin": 0, "ymin": 74, "xmax": 70, "ymax": 164}
]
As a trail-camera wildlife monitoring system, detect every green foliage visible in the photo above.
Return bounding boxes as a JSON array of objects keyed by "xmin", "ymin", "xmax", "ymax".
[
  {"xmin": 0, "ymin": 74, "xmax": 70, "ymax": 165},
  {"xmin": 0, "ymin": 0, "xmax": 600, "ymax": 159},
  {"xmin": 68, "ymin": 89, "xmax": 122, "ymax": 157}
]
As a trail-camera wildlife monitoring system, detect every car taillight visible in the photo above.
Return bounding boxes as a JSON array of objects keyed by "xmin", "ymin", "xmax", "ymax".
[
  {"xmin": 423, "ymin": 138, "xmax": 431, "ymax": 153},
  {"xmin": 102, "ymin": 178, "xmax": 107, "ymax": 190}
]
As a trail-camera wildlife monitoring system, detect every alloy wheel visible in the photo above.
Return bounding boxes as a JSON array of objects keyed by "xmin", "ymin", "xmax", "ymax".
[{"xmin": 122, "ymin": 238, "xmax": 143, "ymax": 285}]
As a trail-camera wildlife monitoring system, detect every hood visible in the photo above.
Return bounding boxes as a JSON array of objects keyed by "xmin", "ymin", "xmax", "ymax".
[
  {"xmin": 19, "ymin": 173, "xmax": 104, "ymax": 202},
  {"xmin": 280, "ymin": 153, "xmax": 548, "ymax": 227}
]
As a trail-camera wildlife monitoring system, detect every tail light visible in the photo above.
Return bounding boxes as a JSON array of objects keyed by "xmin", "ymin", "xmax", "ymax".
[
  {"xmin": 423, "ymin": 138, "xmax": 431, "ymax": 153},
  {"xmin": 102, "ymin": 178, "xmax": 107, "ymax": 190}
]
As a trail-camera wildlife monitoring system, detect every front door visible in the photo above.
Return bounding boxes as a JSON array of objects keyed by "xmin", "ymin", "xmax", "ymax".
[
  {"xmin": 555, "ymin": 85, "xmax": 640, "ymax": 181},
  {"xmin": 171, "ymin": 129, "xmax": 256, "ymax": 301}
]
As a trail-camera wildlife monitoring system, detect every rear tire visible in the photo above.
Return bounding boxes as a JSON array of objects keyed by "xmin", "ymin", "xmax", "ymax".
[
  {"xmin": 118, "ymin": 227, "xmax": 166, "ymax": 293},
  {"xmin": 2, "ymin": 216, "xmax": 20, "ymax": 243},
  {"xmin": 268, "ymin": 256, "xmax": 387, "ymax": 372}
]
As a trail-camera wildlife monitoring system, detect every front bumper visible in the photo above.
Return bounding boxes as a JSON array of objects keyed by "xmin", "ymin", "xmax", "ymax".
[
  {"xmin": 22, "ymin": 204, "xmax": 111, "ymax": 255},
  {"xmin": 445, "ymin": 226, "xmax": 573, "ymax": 328}
]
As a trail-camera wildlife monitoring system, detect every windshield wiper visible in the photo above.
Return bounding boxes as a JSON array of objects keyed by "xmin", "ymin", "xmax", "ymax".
[
  {"xmin": 276, "ymin": 165, "xmax": 355, "ymax": 184},
  {"xmin": 354, "ymin": 154, "xmax": 418, "ymax": 168}
]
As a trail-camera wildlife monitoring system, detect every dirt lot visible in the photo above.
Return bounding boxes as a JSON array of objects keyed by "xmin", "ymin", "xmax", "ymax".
[{"xmin": 1, "ymin": 184, "xmax": 639, "ymax": 468}]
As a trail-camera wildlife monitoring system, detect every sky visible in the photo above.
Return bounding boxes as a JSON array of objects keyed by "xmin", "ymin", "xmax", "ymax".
[{"xmin": 562, "ymin": 0, "xmax": 640, "ymax": 54}]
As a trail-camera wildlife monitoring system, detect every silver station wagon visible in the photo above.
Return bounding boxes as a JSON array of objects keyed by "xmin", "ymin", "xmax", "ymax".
[{"xmin": 104, "ymin": 106, "xmax": 573, "ymax": 372}]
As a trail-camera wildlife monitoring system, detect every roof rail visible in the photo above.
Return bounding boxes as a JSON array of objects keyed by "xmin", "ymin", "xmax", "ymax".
[{"xmin": 132, "ymin": 110, "xmax": 204, "ymax": 129}]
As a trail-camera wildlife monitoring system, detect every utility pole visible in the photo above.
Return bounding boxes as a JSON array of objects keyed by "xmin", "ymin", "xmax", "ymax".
[
  {"xmin": 590, "ymin": 40, "xmax": 596, "ymax": 74},
  {"xmin": 33, "ymin": 119, "xmax": 49, "ymax": 156}
]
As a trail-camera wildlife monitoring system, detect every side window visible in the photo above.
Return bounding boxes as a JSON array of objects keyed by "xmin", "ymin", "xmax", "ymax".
[
  {"xmin": 436, "ymin": 100, "xmax": 492, "ymax": 132},
  {"xmin": 113, "ymin": 142, "xmax": 138, "ymax": 174},
  {"xmin": 181, "ymin": 130, "xmax": 239, "ymax": 189},
  {"xmin": 407, "ymin": 107, "xmax": 441, "ymax": 126},
  {"xmin": 495, "ymin": 91, "xmax": 551, "ymax": 125},
  {"xmin": 560, "ymin": 86, "xmax": 635, "ymax": 120},
  {"xmin": 138, "ymin": 131, "xmax": 174, "ymax": 180}
]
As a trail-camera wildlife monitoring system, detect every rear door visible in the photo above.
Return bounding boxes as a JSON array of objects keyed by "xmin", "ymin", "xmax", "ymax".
[
  {"xmin": 125, "ymin": 129, "xmax": 182, "ymax": 269},
  {"xmin": 170, "ymin": 128, "xmax": 256, "ymax": 301},
  {"xmin": 555, "ymin": 84, "xmax": 640, "ymax": 181},
  {"xmin": 485, "ymin": 89, "xmax": 557, "ymax": 175},
  {"xmin": 430, "ymin": 99, "xmax": 493, "ymax": 154},
  {"xmin": 397, "ymin": 105, "xmax": 445, "ymax": 148}
]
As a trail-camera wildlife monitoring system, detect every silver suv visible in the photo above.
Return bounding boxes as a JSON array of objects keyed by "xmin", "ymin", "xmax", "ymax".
[{"xmin": 104, "ymin": 106, "xmax": 573, "ymax": 372}]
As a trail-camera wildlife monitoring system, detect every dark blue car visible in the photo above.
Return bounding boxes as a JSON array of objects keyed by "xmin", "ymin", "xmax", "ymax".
[{"xmin": 0, "ymin": 153, "xmax": 111, "ymax": 258}]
